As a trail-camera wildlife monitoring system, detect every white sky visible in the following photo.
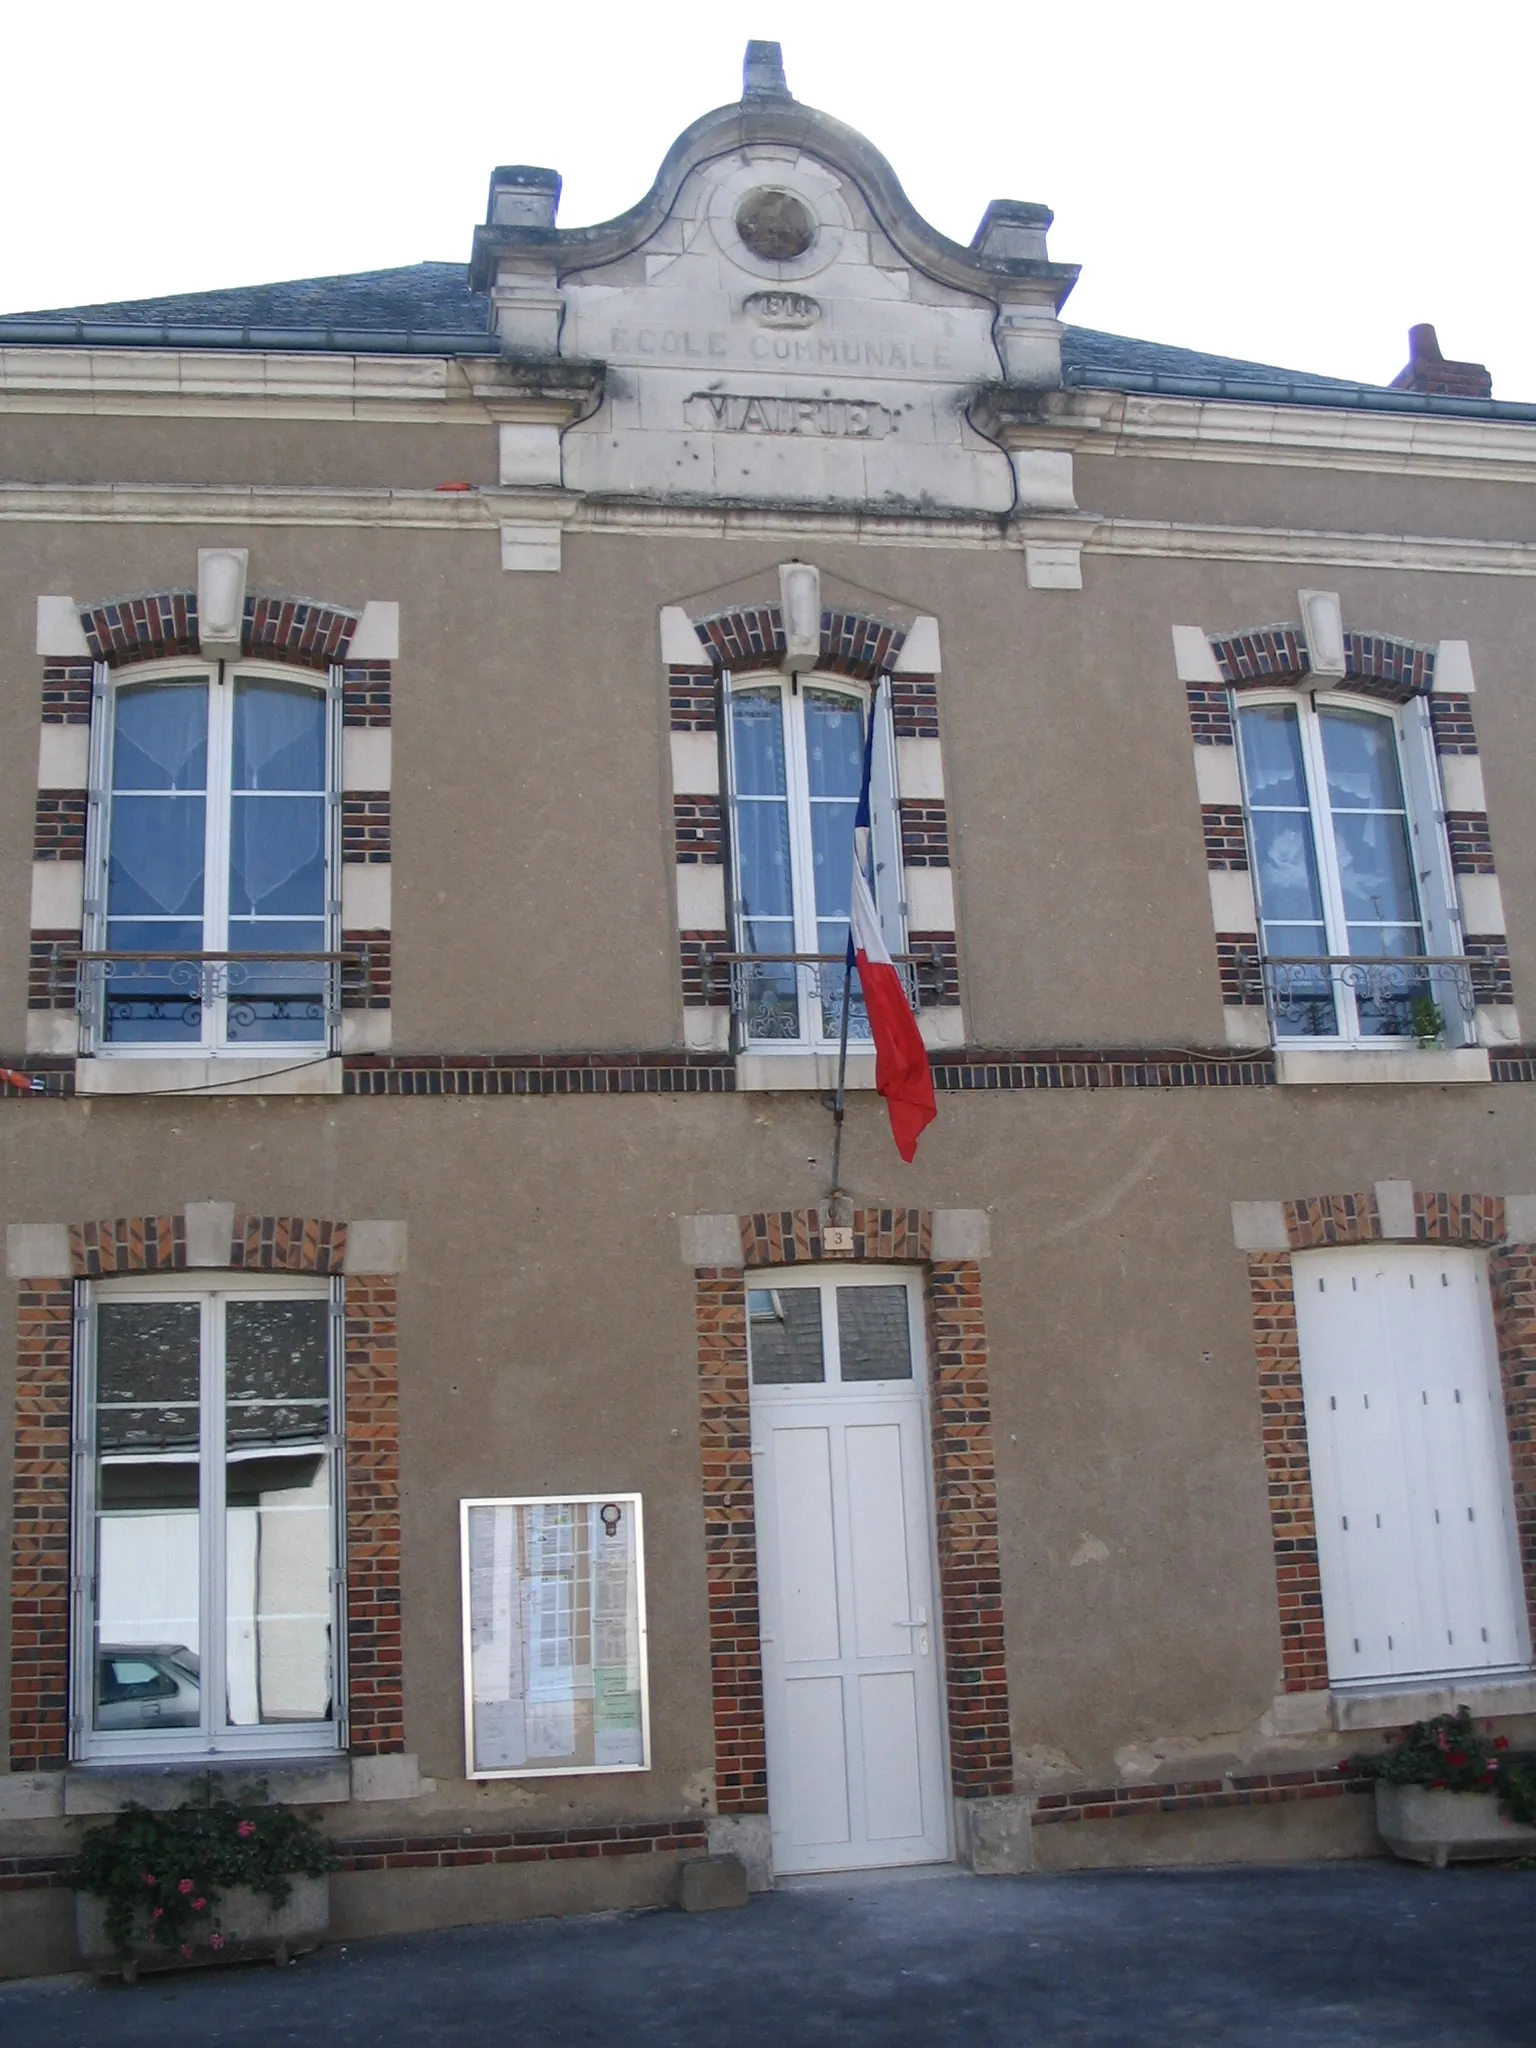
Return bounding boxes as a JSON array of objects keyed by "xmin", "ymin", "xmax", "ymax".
[{"xmin": 3, "ymin": 0, "xmax": 1532, "ymax": 398}]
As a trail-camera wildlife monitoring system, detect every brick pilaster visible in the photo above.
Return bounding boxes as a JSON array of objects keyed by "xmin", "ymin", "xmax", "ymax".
[
  {"xmin": 344, "ymin": 1275, "xmax": 404, "ymax": 1755},
  {"xmin": 9, "ymin": 1281, "xmax": 73, "ymax": 1770}
]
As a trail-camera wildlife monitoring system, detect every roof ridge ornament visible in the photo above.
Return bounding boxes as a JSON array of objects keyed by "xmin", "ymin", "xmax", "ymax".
[{"xmin": 743, "ymin": 39, "xmax": 792, "ymax": 101}]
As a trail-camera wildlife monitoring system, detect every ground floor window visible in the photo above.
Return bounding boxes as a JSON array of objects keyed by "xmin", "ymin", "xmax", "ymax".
[
  {"xmin": 73, "ymin": 1273, "xmax": 344, "ymax": 1760},
  {"xmin": 1293, "ymin": 1245, "xmax": 1529, "ymax": 1685}
]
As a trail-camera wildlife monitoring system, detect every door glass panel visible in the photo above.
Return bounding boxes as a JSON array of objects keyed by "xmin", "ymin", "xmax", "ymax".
[
  {"xmin": 836, "ymin": 1287, "xmax": 914, "ymax": 1381},
  {"xmin": 93, "ymin": 1302, "xmax": 202, "ymax": 1732},
  {"xmin": 748, "ymin": 1288, "xmax": 826, "ymax": 1384},
  {"xmin": 223, "ymin": 1299, "xmax": 333, "ymax": 1726},
  {"xmin": 227, "ymin": 679, "xmax": 328, "ymax": 1045},
  {"xmin": 105, "ymin": 681, "xmax": 209, "ymax": 1045}
]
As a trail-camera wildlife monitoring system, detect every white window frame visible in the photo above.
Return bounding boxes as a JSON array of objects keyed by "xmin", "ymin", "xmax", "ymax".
[
  {"xmin": 1235, "ymin": 687, "xmax": 1467, "ymax": 1048},
  {"xmin": 721, "ymin": 670, "xmax": 904, "ymax": 1052},
  {"xmin": 82, "ymin": 656, "xmax": 342, "ymax": 1058},
  {"xmin": 71, "ymin": 1270, "xmax": 346, "ymax": 1763}
]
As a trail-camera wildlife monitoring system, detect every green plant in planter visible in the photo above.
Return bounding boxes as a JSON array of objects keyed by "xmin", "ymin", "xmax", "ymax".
[
  {"xmin": 72, "ymin": 1791, "xmax": 335, "ymax": 1961},
  {"xmin": 1352, "ymin": 1704, "xmax": 1536, "ymax": 1825},
  {"xmin": 1408, "ymin": 994, "xmax": 1446, "ymax": 1048}
]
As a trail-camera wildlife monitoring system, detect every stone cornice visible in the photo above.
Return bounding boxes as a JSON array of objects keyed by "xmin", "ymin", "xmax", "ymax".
[{"xmin": 2, "ymin": 479, "xmax": 1534, "ymax": 577}]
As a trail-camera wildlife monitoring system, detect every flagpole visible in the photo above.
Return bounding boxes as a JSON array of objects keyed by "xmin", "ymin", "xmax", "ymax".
[{"xmin": 829, "ymin": 676, "xmax": 882, "ymax": 1201}]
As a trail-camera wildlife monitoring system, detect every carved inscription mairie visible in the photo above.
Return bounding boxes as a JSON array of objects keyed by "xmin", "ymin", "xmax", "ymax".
[{"xmin": 683, "ymin": 393, "xmax": 896, "ymax": 439}]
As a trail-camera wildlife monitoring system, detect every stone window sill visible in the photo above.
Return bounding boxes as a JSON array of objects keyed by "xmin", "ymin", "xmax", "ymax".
[
  {"xmin": 75, "ymin": 1055, "xmax": 343, "ymax": 1097},
  {"xmin": 1330, "ymin": 1672, "xmax": 1536, "ymax": 1732},
  {"xmin": 736, "ymin": 1050, "xmax": 877, "ymax": 1092},
  {"xmin": 1274, "ymin": 1046, "xmax": 1490, "ymax": 1086},
  {"xmin": 0, "ymin": 1753, "xmax": 431, "ymax": 1819}
]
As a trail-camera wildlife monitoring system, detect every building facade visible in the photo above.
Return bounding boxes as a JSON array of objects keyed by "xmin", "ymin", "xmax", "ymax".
[{"xmin": 3, "ymin": 42, "xmax": 1536, "ymax": 1970}]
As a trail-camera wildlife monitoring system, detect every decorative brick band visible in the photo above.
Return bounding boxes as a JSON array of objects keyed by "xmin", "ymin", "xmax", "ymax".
[
  {"xmin": 70, "ymin": 1214, "xmax": 187, "ymax": 1276},
  {"xmin": 231, "ymin": 1215, "xmax": 348, "ymax": 1273},
  {"xmin": 42, "ymin": 658, "xmax": 94, "ymax": 726},
  {"xmin": 1185, "ymin": 680, "xmax": 1234, "ymax": 748},
  {"xmin": 1201, "ymin": 805, "xmax": 1248, "ymax": 870},
  {"xmin": 0, "ymin": 1059, "xmax": 72, "ymax": 1098},
  {"xmin": 343, "ymin": 1053, "xmax": 735, "ymax": 1095},
  {"xmin": 1430, "ymin": 695, "xmax": 1478, "ymax": 756},
  {"xmin": 342, "ymin": 794, "xmax": 391, "ymax": 863},
  {"xmin": 1216, "ymin": 932, "xmax": 1263, "ymax": 1007},
  {"xmin": 891, "ymin": 674, "xmax": 939, "ymax": 740},
  {"xmin": 899, "ymin": 800, "xmax": 950, "ymax": 866},
  {"xmin": 79, "ymin": 591, "xmax": 358, "ymax": 669},
  {"xmin": 9, "ymin": 1280, "xmax": 73, "ymax": 1769},
  {"xmin": 28, "ymin": 931, "xmax": 79, "ymax": 1012},
  {"xmin": 909, "ymin": 931, "xmax": 960, "ymax": 1007},
  {"xmin": 930, "ymin": 1049, "xmax": 1275, "ymax": 1089},
  {"xmin": 680, "ymin": 929, "xmax": 729, "ymax": 1009},
  {"xmin": 1247, "ymin": 1188, "xmax": 1536, "ymax": 1693},
  {"xmin": 739, "ymin": 1206, "xmax": 932, "ymax": 1267},
  {"xmin": 344, "ymin": 1274, "xmax": 404, "ymax": 1755},
  {"xmin": 334, "ymin": 1817, "xmax": 709, "ymax": 1873},
  {"xmin": 1466, "ymin": 936, "xmax": 1515, "ymax": 1005},
  {"xmin": 693, "ymin": 1220, "xmax": 1012, "ymax": 1818},
  {"xmin": 1446, "ymin": 811, "xmax": 1495, "ymax": 874},
  {"xmin": 927, "ymin": 1259, "xmax": 1012, "ymax": 1797},
  {"xmin": 342, "ymin": 932, "xmax": 392, "ymax": 1010},
  {"xmin": 1209, "ymin": 625, "xmax": 1434, "ymax": 703},
  {"xmin": 692, "ymin": 605, "xmax": 906, "ymax": 682},
  {"xmin": 674, "ymin": 795, "xmax": 723, "ymax": 864},
  {"xmin": 33, "ymin": 792, "xmax": 87, "ymax": 861},
  {"xmin": 342, "ymin": 661, "xmax": 392, "ymax": 727},
  {"xmin": 695, "ymin": 1267, "xmax": 764, "ymax": 1814},
  {"xmin": 669, "ymin": 668, "xmax": 718, "ymax": 732},
  {"xmin": 1033, "ymin": 1765, "xmax": 1370, "ymax": 1827}
]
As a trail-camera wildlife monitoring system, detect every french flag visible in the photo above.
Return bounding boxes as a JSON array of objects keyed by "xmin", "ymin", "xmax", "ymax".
[{"xmin": 848, "ymin": 713, "xmax": 936, "ymax": 1164}]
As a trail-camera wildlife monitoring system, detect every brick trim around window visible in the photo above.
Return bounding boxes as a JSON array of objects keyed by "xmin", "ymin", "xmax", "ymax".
[
  {"xmin": 1207, "ymin": 624, "xmax": 1435, "ymax": 702},
  {"xmin": 1246, "ymin": 1188, "xmax": 1536, "ymax": 1695},
  {"xmin": 7, "ymin": 1213, "xmax": 403, "ymax": 1768},
  {"xmin": 78, "ymin": 592, "xmax": 360, "ymax": 669},
  {"xmin": 693, "ymin": 1210, "xmax": 1013, "ymax": 1822}
]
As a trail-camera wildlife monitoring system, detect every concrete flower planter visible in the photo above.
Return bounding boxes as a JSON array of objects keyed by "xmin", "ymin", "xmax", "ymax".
[
  {"xmin": 1375, "ymin": 1783, "xmax": 1536, "ymax": 1867},
  {"xmin": 76, "ymin": 1874, "xmax": 329, "ymax": 1981}
]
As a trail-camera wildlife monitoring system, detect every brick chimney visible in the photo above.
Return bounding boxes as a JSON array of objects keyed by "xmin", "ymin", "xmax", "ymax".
[{"xmin": 1390, "ymin": 323, "xmax": 1492, "ymax": 399}]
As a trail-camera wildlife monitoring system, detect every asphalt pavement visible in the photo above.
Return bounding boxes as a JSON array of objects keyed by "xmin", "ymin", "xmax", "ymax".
[{"xmin": 2, "ymin": 1861, "xmax": 1533, "ymax": 2046}]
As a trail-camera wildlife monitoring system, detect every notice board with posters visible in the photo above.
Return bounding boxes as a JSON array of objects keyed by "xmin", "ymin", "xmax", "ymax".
[{"xmin": 459, "ymin": 1493, "xmax": 650, "ymax": 1779}]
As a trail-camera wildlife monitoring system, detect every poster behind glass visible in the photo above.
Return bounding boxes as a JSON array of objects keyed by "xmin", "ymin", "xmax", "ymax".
[{"xmin": 461, "ymin": 1494, "xmax": 649, "ymax": 1778}]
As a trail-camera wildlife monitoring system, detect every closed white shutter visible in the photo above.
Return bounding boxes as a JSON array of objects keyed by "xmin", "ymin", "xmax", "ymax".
[
  {"xmin": 867, "ymin": 682, "xmax": 906, "ymax": 956},
  {"xmin": 1294, "ymin": 1246, "xmax": 1528, "ymax": 1684}
]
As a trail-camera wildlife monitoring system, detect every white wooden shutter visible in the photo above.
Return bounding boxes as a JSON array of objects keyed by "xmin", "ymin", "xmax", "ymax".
[
  {"xmin": 1399, "ymin": 697, "xmax": 1460, "ymax": 959},
  {"xmin": 867, "ymin": 681, "xmax": 906, "ymax": 956},
  {"xmin": 1294, "ymin": 1246, "xmax": 1527, "ymax": 1685}
]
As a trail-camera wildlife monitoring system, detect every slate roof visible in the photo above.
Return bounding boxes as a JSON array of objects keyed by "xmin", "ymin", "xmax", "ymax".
[{"xmin": 1, "ymin": 260, "xmax": 1528, "ymax": 419}]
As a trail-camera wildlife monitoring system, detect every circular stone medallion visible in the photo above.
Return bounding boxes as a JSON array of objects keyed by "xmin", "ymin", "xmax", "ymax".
[{"xmin": 734, "ymin": 188, "xmax": 817, "ymax": 262}]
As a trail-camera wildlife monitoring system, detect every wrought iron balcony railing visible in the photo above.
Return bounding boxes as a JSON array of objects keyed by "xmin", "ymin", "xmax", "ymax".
[
  {"xmin": 1258, "ymin": 954, "xmax": 1479, "ymax": 1044},
  {"xmin": 704, "ymin": 948, "xmax": 944, "ymax": 1045},
  {"xmin": 71, "ymin": 950, "xmax": 362, "ymax": 1042}
]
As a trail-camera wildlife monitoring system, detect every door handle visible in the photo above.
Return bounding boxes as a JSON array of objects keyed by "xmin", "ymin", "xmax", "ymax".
[{"xmin": 892, "ymin": 1607, "xmax": 928, "ymax": 1629}]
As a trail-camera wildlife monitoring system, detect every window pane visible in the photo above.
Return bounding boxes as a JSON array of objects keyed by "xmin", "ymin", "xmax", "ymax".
[
  {"xmin": 748, "ymin": 1288, "xmax": 825, "ymax": 1383},
  {"xmin": 735, "ymin": 802, "xmax": 795, "ymax": 921},
  {"xmin": 803, "ymin": 690, "xmax": 864, "ymax": 798},
  {"xmin": 1319, "ymin": 707, "xmax": 1407, "ymax": 812},
  {"xmin": 811, "ymin": 799, "xmax": 859, "ymax": 921},
  {"xmin": 107, "ymin": 795, "xmax": 206, "ymax": 917},
  {"xmin": 836, "ymin": 1287, "xmax": 913, "ymax": 1381},
  {"xmin": 1249, "ymin": 814, "xmax": 1326, "ymax": 926},
  {"xmin": 229, "ymin": 794, "xmax": 326, "ymax": 918},
  {"xmin": 112, "ymin": 681, "xmax": 208, "ymax": 793},
  {"xmin": 93, "ymin": 1303, "xmax": 202, "ymax": 1734},
  {"xmin": 100, "ymin": 918, "xmax": 206, "ymax": 1044},
  {"xmin": 232, "ymin": 678, "xmax": 326, "ymax": 791},
  {"xmin": 224, "ymin": 1300, "xmax": 333, "ymax": 1726},
  {"xmin": 1238, "ymin": 703, "xmax": 1307, "ymax": 807},
  {"xmin": 1332, "ymin": 812, "xmax": 1420, "ymax": 930},
  {"xmin": 729, "ymin": 689, "xmax": 788, "ymax": 795}
]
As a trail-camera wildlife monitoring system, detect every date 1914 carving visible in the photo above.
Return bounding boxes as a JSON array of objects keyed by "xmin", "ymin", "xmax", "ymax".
[
  {"xmin": 742, "ymin": 290, "xmax": 821, "ymax": 329},
  {"xmin": 684, "ymin": 393, "xmax": 895, "ymax": 438}
]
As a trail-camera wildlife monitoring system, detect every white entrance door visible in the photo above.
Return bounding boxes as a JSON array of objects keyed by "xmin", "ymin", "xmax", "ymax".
[
  {"xmin": 1294, "ymin": 1244, "xmax": 1529, "ymax": 1684},
  {"xmin": 749, "ymin": 1269, "xmax": 950, "ymax": 1875}
]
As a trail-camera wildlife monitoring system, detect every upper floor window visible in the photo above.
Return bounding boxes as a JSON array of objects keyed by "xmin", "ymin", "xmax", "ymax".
[
  {"xmin": 74, "ymin": 1275, "xmax": 343, "ymax": 1761},
  {"xmin": 1236, "ymin": 693, "xmax": 1465, "ymax": 1044},
  {"xmin": 85, "ymin": 662, "xmax": 337, "ymax": 1053},
  {"xmin": 723, "ymin": 674, "xmax": 902, "ymax": 1049}
]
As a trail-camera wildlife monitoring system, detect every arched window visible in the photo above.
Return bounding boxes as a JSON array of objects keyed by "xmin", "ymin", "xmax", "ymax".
[
  {"xmin": 1236, "ymin": 693, "xmax": 1463, "ymax": 1043},
  {"xmin": 85, "ymin": 661, "xmax": 337, "ymax": 1053},
  {"xmin": 723, "ymin": 673, "xmax": 902, "ymax": 1049}
]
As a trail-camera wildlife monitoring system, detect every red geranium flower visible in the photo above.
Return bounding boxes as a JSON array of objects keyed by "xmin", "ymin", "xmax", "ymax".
[
  {"xmin": 1447, "ymin": 1752, "xmax": 1469, "ymax": 1767},
  {"xmin": 237, "ymin": 1819, "xmax": 257, "ymax": 1839},
  {"xmin": 209, "ymin": 1934, "xmax": 225, "ymax": 1951},
  {"xmin": 1495, "ymin": 1736, "xmax": 1511, "ymax": 1750},
  {"xmin": 178, "ymin": 1877, "xmax": 194, "ymax": 1894}
]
